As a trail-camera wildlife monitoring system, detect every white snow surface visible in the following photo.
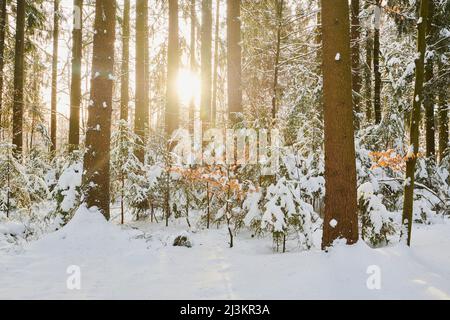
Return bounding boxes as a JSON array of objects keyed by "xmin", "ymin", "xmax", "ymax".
[{"xmin": 1, "ymin": 206, "xmax": 450, "ymax": 300}]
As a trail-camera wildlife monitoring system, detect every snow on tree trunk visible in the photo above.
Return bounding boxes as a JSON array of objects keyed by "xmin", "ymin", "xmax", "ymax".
[
  {"xmin": 82, "ymin": 0, "xmax": 116, "ymax": 220},
  {"xmin": 320, "ymin": 0, "xmax": 359, "ymax": 249}
]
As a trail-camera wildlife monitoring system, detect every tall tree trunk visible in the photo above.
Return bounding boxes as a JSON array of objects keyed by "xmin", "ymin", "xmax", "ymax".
[
  {"xmin": 321, "ymin": 0, "xmax": 358, "ymax": 249},
  {"xmin": 12, "ymin": 0, "xmax": 26, "ymax": 157},
  {"xmin": 402, "ymin": 0, "xmax": 429, "ymax": 247},
  {"xmin": 135, "ymin": 0, "xmax": 149, "ymax": 161},
  {"xmin": 424, "ymin": 0, "xmax": 435, "ymax": 158},
  {"xmin": 373, "ymin": 1, "xmax": 381, "ymax": 124},
  {"xmin": 50, "ymin": 0, "xmax": 60, "ymax": 153},
  {"xmin": 0, "ymin": 0, "xmax": 7, "ymax": 135},
  {"xmin": 82, "ymin": 0, "xmax": 116, "ymax": 220},
  {"xmin": 365, "ymin": 26, "xmax": 373, "ymax": 122},
  {"xmin": 351, "ymin": 0, "xmax": 361, "ymax": 128},
  {"xmin": 201, "ymin": 0, "xmax": 212, "ymax": 127},
  {"xmin": 166, "ymin": 0, "xmax": 180, "ymax": 135},
  {"xmin": 211, "ymin": 0, "xmax": 220, "ymax": 126},
  {"xmin": 271, "ymin": 0, "xmax": 283, "ymax": 121},
  {"xmin": 227, "ymin": 0, "xmax": 242, "ymax": 125},
  {"xmin": 189, "ymin": 0, "xmax": 196, "ymax": 129},
  {"xmin": 68, "ymin": 0, "xmax": 83, "ymax": 151},
  {"xmin": 121, "ymin": 0, "xmax": 130, "ymax": 122},
  {"xmin": 438, "ymin": 61, "xmax": 449, "ymax": 162}
]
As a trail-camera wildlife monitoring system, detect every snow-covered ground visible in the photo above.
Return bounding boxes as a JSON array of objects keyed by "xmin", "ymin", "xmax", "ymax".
[{"xmin": 1, "ymin": 206, "xmax": 450, "ymax": 300}]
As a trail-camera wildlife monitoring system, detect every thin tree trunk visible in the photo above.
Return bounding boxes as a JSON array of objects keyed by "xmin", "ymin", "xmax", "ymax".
[
  {"xmin": 402, "ymin": 0, "xmax": 429, "ymax": 247},
  {"xmin": 0, "ymin": 0, "xmax": 7, "ymax": 135},
  {"xmin": 351, "ymin": 0, "xmax": 361, "ymax": 128},
  {"xmin": 211, "ymin": 0, "xmax": 220, "ymax": 127},
  {"xmin": 373, "ymin": 1, "xmax": 381, "ymax": 124},
  {"xmin": 12, "ymin": 0, "xmax": 26, "ymax": 157},
  {"xmin": 201, "ymin": 0, "xmax": 212, "ymax": 127},
  {"xmin": 189, "ymin": 0, "xmax": 196, "ymax": 129},
  {"xmin": 82, "ymin": 0, "xmax": 116, "ymax": 220},
  {"xmin": 120, "ymin": 0, "xmax": 130, "ymax": 122},
  {"xmin": 438, "ymin": 76, "xmax": 448, "ymax": 161},
  {"xmin": 424, "ymin": 0, "xmax": 435, "ymax": 158},
  {"xmin": 166, "ymin": 0, "xmax": 180, "ymax": 135},
  {"xmin": 135, "ymin": 0, "xmax": 149, "ymax": 161},
  {"xmin": 321, "ymin": 0, "xmax": 358, "ymax": 249},
  {"xmin": 50, "ymin": 0, "xmax": 60, "ymax": 153},
  {"xmin": 272, "ymin": 0, "xmax": 283, "ymax": 121},
  {"xmin": 365, "ymin": 26, "xmax": 373, "ymax": 122},
  {"xmin": 227, "ymin": 0, "xmax": 242, "ymax": 125},
  {"xmin": 69, "ymin": 0, "xmax": 83, "ymax": 151}
]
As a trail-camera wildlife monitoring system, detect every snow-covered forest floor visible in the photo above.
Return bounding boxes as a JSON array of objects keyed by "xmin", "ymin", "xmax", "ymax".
[{"xmin": 1, "ymin": 206, "xmax": 450, "ymax": 300}]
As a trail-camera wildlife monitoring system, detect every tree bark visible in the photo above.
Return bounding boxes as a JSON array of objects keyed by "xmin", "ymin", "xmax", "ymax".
[
  {"xmin": 50, "ymin": 0, "xmax": 60, "ymax": 153},
  {"xmin": 351, "ymin": 0, "xmax": 361, "ymax": 128},
  {"xmin": 211, "ymin": 0, "xmax": 220, "ymax": 127},
  {"xmin": 68, "ymin": 0, "xmax": 83, "ymax": 151},
  {"xmin": 189, "ymin": 0, "xmax": 196, "ymax": 129},
  {"xmin": 272, "ymin": 0, "xmax": 283, "ymax": 120},
  {"xmin": 0, "ymin": 0, "xmax": 7, "ymax": 134},
  {"xmin": 402, "ymin": 0, "xmax": 429, "ymax": 247},
  {"xmin": 365, "ymin": 26, "xmax": 373, "ymax": 122},
  {"xmin": 120, "ymin": 0, "xmax": 130, "ymax": 122},
  {"xmin": 373, "ymin": 1, "xmax": 382, "ymax": 124},
  {"xmin": 321, "ymin": 0, "xmax": 358, "ymax": 249},
  {"xmin": 438, "ymin": 62, "xmax": 449, "ymax": 162},
  {"xmin": 135, "ymin": 0, "xmax": 149, "ymax": 161},
  {"xmin": 424, "ymin": 0, "xmax": 435, "ymax": 158},
  {"xmin": 166, "ymin": 0, "xmax": 180, "ymax": 135},
  {"xmin": 201, "ymin": 0, "xmax": 213, "ymax": 127},
  {"xmin": 82, "ymin": 0, "xmax": 116, "ymax": 220},
  {"xmin": 227, "ymin": 0, "xmax": 242, "ymax": 125},
  {"xmin": 12, "ymin": 0, "xmax": 26, "ymax": 157}
]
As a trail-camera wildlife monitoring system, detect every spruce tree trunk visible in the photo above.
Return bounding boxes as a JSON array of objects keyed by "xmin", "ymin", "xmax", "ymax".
[
  {"xmin": 351, "ymin": 0, "xmax": 361, "ymax": 128},
  {"xmin": 402, "ymin": 0, "xmax": 429, "ymax": 246},
  {"xmin": 12, "ymin": 0, "xmax": 26, "ymax": 157},
  {"xmin": 135, "ymin": 0, "xmax": 149, "ymax": 161},
  {"xmin": 211, "ymin": 0, "xmax": 220, "ymax": 126},
  {"xmin": 82, "ymin": 0, "xmax": 116, "ymax": 220},
  {"xmin": 201, "ymin": 0, "xmax": 212, "ymax": 127},
  {"xmin": 373, "ymin": 1, "xmax": 382, "ymax": 124},
  {"xmin": 424, "ymin": 0, "xmax": 435, "ymax": 158},
  {"xmin": 364, "ymin": 22, "xmax": 373, "ymax": 122},
  {"xmin": 272, "ymin": 0, "xmax": 283, "ymax": 120},
  {"xmin": 68, "ymin": 0, "xmax": 83, "ymax": 151},
  {"xmin": 121, "ymin": 0, "xmax": 130, "ymax": 122},
  {"xmin": 166, "ymin": 0, "xmax": 180, "ymax": 135},
  {"xmin": 0, "ymin": 0, "xmax": 6, "ymax": 134},
  {"xmin": 321, "ymin": 0, "xmax": 358, "ymax": 249},
  {"xmin": 227, "ymin": 0, "xmax": 242, "ymax": 125},
  {"xmin": 189, "ymin": 0, "xmax": 196, "ymax": 129},
  {"xmin": 438, "ymin": 62, "xmax": 449, "ymax": 162},
  {"xmin": 50, "ymin": 0, "xmax": 60, "ymax": 153}
]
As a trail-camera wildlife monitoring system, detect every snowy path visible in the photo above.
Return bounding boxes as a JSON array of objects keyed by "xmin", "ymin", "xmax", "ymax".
[{"xmin": 1, "ymin": 208, "xmax": 450, "ymax": 299}]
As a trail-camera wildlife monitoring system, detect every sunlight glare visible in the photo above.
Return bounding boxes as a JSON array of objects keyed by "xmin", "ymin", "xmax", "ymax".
[{"xmin": 176, "ymin": 68, "xmax": 201, "ymax": 107}]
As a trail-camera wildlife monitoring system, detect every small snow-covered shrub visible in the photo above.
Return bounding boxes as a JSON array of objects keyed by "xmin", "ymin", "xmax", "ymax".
[
  {"xmin": 244, "ymin": 178, "xmax": 321, "ymax": 252},
  {"xmin": 52, "ymin": 157, "xmax": 83, "ymax": 224},
  {"xmin": 0, "ymin": 144, "xmax": 48, "ymax": 216},
  {"xmin": 358, "ymin": 182, "xmax": 397, "ymax": 247}
]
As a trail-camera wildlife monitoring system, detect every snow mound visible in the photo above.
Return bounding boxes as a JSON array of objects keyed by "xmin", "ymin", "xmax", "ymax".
[
  {"xmin": 29, "ymin": 204, "xmax": 146, "ymax": 256},
  {"xmin": 0, "ymin": 221, "xmax": 26, "ymax": 236}
]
